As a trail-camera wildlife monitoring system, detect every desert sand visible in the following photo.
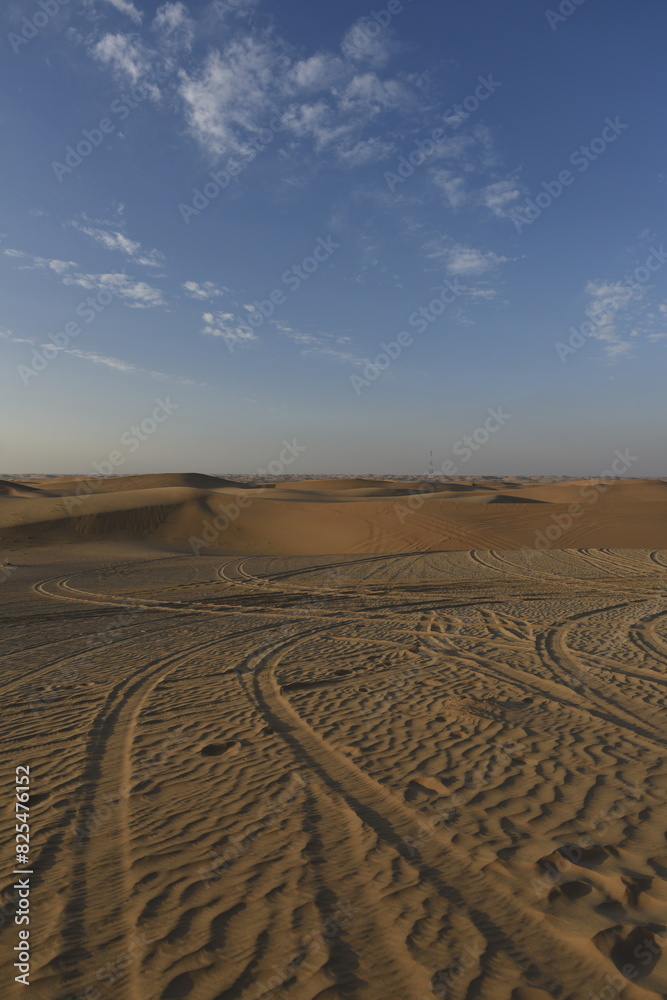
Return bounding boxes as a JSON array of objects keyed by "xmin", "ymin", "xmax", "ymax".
[{"xmin": 2, "ymin": 475, "xmax": 666, "ymax": 1000}]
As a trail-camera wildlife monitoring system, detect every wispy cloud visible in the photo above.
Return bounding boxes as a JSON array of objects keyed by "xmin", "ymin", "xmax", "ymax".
[
  {"xmin": 182, "ymin": 280, "xmax": 228, "ymax": 300},
  {"xmin": 179, "ymin": 37, "xmax": 285, "ymax": 158},
  {"xmin": 70, "ymin": 221, "xmax": 165, "ymax": 267},
  {"xmin": 100, "ymin": 0, "xmax": 143, "ymax": 25},
  {"xmin": 0, "ymin": 327, "xmax": 34, "ymax": 346},
  {"xmin": 481, "ymin": 178, "xmax": 522, "ymax": 218},
  {"xmin": 54, "ymin": 346, "xmax": 202, "ymax": 384},
  {"xmin": 92, "ymin": 33, "xmax": 155, "ymax": 86},
  {"xmin": 152, "ymin": 2, "xmax": 194, "ymax": 54},
  {"xmin": 300, "ymin": 344, "xmax": 368, "ymax": 365},
  {"xmin": 62, "ymin": 272, "xmax": 166, "ymax": 308},
  {"xmin": 3, "ymin": 248, "xmax": 78, "ymax": 273},
  {"xmin": 174, "ymin": 19, "xmax": 415, "ymax": 164},
  {"xmin": 431, "ymin": 169, "xmax": 467, "ymax": 209},
  {"xmin": 582, "ymin": 279, "xmax": 645, "ymax": 361},
  {"xmin": 273, "ymin": 320, "xmax": 367, "ymax": 365},
  {"xmin": 201, "ymin": 310, "xmax": 259, "ymax": 347},
  {"xmin": 341, "ymin": 18, "xmax": 395, "ymax": 68},
  {"xmin": 427, "ymin": 239, "xmax": 513, "ymax": 276}
]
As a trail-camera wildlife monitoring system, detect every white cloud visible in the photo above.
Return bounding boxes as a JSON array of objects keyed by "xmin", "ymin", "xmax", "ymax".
[
  {"xmin": 73, "ymin": 224, "xmax": 140, "ymax": 255},
  {"xmin": 92, "ymin": 33, "xmax": 155, "ymax": 88},
  {"xmin": 100, "ymin": 0, "xmax": 143, "ymax": 25},
  {"xmin": 55, "ymin": 346, "xmax": 200, "ymax": 383},
  {"xmin": 431, "ymin": 170, "xmax": 467, "ymax": 209},
  {"xmin": 341, "ymin": 18, "xmax": 394, "ymax": 68},
  {"xmin": 272, "ymin": 321, "xmax": 321, "ymax": 346},
  {"xmin": 337, "ymin": 136, "xmax": 395, "ymax": 167},
  {"xmin": 86, "ymin": 9, "xmax": 419, "ymax": 176},
  {"xmin": 0, "ymin": 327, "xmax": 34, "ymax": 345},
  {"xmin": 201, "ymin": 310, "xmax": 258, "ymax": 347},
  {"xmin": 3, "ymin": 248, "xmax": 78, "ymax": 273},
  {"xmin": 182, "ymin": 280, "xmax": 227, "ymax": 300},
  {"xmin": 212, "ymin": 0, "xmax": 262, "ymax": 20},
  {"xmin": 62, "ymin": 272, "xmax": 166, "ymax": 308},
  {"xmin": 582, "ymin": 279, "xmax": 645, "ymax": 361},
  {"xmin": 176, "ymin": 23, "xmax": 416, "ymax": 163},
  {"xmin": 152, "ymin": 2, "xmax": 194, "ymax": 53},
  {"xmin": 428, "ymin": 241, "xmax": 512, "ymax": 276},
  {"xmin": 282, "ymin": 101, "xmax": 354, "ymax": 153},
  {"xmin": 301, "ymin": 344, "xmax": 368, "ymax": 366},
  {"xmin": 87, "ymin": 14, "xmax": 422, "ymax": 176},
  {"xmin": 71, "ymin": 222, "xmax": 165, "ymax": 267},
  {"xmin": 47, "ymin": 259, "xmax": 78, "ymax": 274},
  {"xmin": 272, "ymin": 320, "xmax": 367, "ymax": 365},
  {"xmin": 179, "ymin": 38, "xmax": 285, "ymax": 157},
  {"xmin": 482, "ymin": 179, "xmax": 522, "ymax": 218},
  {"xmin": 288, "ymin": 53, "xmax": 347, "ymax": 91},
  {"xmin": 340, "ymin": 73, "xmax": 410, "ymax": 114}
]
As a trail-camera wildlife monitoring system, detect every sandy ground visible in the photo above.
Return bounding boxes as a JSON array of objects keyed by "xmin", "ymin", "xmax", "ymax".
[{"xmin": 1, "ymin": 477, "xmax": 666, "ymax": 999}]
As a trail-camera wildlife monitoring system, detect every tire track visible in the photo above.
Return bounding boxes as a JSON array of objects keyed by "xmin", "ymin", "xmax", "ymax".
[
  {"xmin": 234, "ymin": 628, "xmax": 633, "ymax": 998},
  {"xmin": 55, "ymin": 629, "xmax": 251, "ymax": 999}
]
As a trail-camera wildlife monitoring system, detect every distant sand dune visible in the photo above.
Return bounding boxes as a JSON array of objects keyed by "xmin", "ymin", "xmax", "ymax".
[{"xmin": 2, "ymin": 474, "xmax": 667, "ymax": 555}]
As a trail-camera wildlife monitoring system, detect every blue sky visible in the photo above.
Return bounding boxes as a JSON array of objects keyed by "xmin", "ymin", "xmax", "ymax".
[{"xmin": 1, "ymin": 0, "xmax": 666, "ymax": 475}]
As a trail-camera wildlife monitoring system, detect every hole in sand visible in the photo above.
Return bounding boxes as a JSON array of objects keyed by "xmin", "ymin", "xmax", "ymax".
[
  {"xmin": 560, "ymin": 880, "xmax": 593, "ymax": 900},
  {"xmin": 201, "ymin": 742, "xmax": 240, "ymax": 757},
  {"xmin": 611, "ymin": 926, "xmax": 663, "ymax": 978},
  {"xmin": 29, "ymin": 792, "xmax": 51, "ymax": 806}
]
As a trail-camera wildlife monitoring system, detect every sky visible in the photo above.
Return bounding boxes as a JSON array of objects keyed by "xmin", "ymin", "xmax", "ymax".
[{"xmin": 1, "ymin": 0, "xmax": 666, "ymax": 476}]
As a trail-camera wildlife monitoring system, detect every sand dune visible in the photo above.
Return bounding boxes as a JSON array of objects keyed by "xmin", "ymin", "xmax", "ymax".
[
  {"xmin": 2, "ymin": 474, "xmax": 667, "ymax": 555},
  {"xmin": 22, "ymin": 472, "xmax": 256, "ymax": 495},
  {"xmin": 1, "ymin": 544, "xmax": 666, "ymax": 999}
]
